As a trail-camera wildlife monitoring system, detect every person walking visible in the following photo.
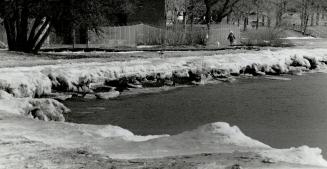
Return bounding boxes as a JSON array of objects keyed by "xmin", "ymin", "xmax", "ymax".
[{"xmin": 227, "ymin": 31, "xmax": 236, "ymax": 46}]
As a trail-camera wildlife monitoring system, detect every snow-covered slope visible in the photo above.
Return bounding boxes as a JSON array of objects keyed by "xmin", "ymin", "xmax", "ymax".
[{"xmin": 0, "ymin": 118, "xmax": 326, "ymax": 167}]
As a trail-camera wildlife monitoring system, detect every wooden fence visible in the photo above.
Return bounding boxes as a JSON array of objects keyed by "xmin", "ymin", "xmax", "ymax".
[
  {"xmin": 87, "ymin": 24, "xmax": 209, "ymax": 48},
  {"xmin": 45, "ymin": 23, "xmax": 241, "ymax": 49}
]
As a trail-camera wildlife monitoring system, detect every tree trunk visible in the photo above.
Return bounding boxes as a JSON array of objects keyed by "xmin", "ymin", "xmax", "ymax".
[
  {"xmin": 33, "ymin": 22, "xmax": 52, "ymax": 53},
  {"xmin": 4, "ymin": 18, "xmax": 15, "ymax": 51},
  {"xmin": 256, "ymin": 12, "xmax": 259, "ymax": 29},
  {"xmin": 316, "ymin": 7, "xmax": 320, "ymax": 26},
  {"xmin": 256, "ymin": 1, "xmax": 259, "ymax": 30},
  {"xmin": 28, "ymin": 19, "xmax": 51, "ymax": 51},
  {"xmin": 276, "ymin": 11, "xmax": 280, "ymax": 27},
  {"xmin": 4, "ymin": 14, "xmax": 52, "ymax": 53},
  {"xmin": 190, "ymin": 0, "xmax": 194, "ymax": 31},
  {"xmin": 205, "ymin": 5, "xmax": 212, "ymax": 42},
  {"xmin": 300, "ymin": 0, "xmax": 305, "ymax": 31},
  {"xmin": 303, "ymin": 15, "xmax": 309, "ymax": 35},
  {"xmin": 322, "ymin": 12, "xmax": 325, "ymax": 20},
  {"xmin": 243, "ymin": 16, "xmax": 248, "ymax": 31},
  {"xmin": 302, "ymin": 0, "xmax": 309, "ymax": 34},
  {"xmin": 227, "ymin": 13, "xmax": 230, "ymax": 24},
  {"xmin": 28, "ymin": 18, "xmax": 42, "ymax": 42},
  {"xmin": 79, "ymin": 25, "xmax": 88, "ymax": 44},
  {"xmin": 16, "ymin": 7, "xmax": 29, "ymax": 52},
  {"xmin": 262, "ymin": 15, "xmax": 265, "ymax": 26},
  {"xmin": 237, "ymin": 18, "xmax": 240, "ymax": 27},
  {"xmin": 310, "ymin": 14, "xmax": 314, "ymax": 26}
]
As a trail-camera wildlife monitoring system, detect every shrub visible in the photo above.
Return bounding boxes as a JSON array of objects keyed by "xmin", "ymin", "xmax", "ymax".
[
  {"xmin": 165, "ymin": 29, "xmax": 207, "ymax": 46},
  {"xmin": 241, "ymin": 28, "xmax": 291, "ymax": 47},
  {"xmin": 137, "ymin": 25, "xmax": 207, "ymax": 46}
]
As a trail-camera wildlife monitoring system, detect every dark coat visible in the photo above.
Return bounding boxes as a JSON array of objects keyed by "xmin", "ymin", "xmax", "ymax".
[{"xmin": 227, "ymin": 33, "xmax": 236, "ymax": 42}]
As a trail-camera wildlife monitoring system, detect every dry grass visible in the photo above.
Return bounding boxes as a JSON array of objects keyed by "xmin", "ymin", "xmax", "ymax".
[
  {"xmin": 241, "ymin": 28, "xmax": 291, "ymax": 47},
  {"xmin": 140, "ymin": 29, "xmax": 207, "ymax": 46}
]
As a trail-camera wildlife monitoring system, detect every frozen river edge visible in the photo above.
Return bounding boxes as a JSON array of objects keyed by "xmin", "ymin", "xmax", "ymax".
[{"xmin": 1, "ymin": 49, "xmax": 327, "ymax": 168}]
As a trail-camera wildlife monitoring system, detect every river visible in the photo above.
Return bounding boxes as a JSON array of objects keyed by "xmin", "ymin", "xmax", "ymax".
[{"xmin": 64, "ymin": 73, "xmax": 327, "ymax": 157}]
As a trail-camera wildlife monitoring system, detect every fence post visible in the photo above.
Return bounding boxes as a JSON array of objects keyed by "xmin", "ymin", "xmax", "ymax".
[
  {"xmin": 148, "ymin": 25, "xmax": 151, "ymax": 45},
  {"xmin": 128, "ymin": 26, "xmax": 131, "ymax": 46},
  {"xmin": 164, "ymin": 25, "xmax": 167, "ymax": 45},
  {"xmin": 86, "ymin": 30, "xmax": 89, "ymax": 48},
  {"xmin": 114, "ymin": 26, "xmax": 116, "ymax": 43},
  {"xmin": 73, "ymin": 29, "xmax": 75, "ymax": 49},
  {"xmin": 120, "ymin": 27, "xmax": 122, "ymax": 42},
  {"xmin": 144, "ymin": 24, "xmax": 146, "ymax": 45},
  {"xmin": 135, "ymin": 25, "xmax": 138, "ymax": 46}
]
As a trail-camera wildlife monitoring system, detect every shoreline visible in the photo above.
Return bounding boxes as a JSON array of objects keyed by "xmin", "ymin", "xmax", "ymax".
[
  {"xmin": 1, "ymin": 48, "xmax": 327, "ymax": 98},
  {"xmin": 1, "ymin": 48, "xmax": 327, "ymax": 168}
]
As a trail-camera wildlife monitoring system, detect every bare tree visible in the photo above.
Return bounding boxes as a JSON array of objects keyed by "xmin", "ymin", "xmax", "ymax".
[
  {"xmin": 204, "ymin": 0, "xmax": 240, "ymax": 31},
  {"xmin": 271, "ymin": 0, "xmax": 287, "ymax": 27},
  {"xmin": 298, "ymin": 0, "xmax": 314, "ymax": 34},
  {"xmin": 233, "ymin": 0, "xmax": 253, "ymax": 31},
  {"xmin": 0, "ymin": 0, "xmax": 107, "ymax": 53}
]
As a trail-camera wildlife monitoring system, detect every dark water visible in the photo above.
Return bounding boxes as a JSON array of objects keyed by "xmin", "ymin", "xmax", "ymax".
[{"xmin": 64, "ymin": 73, "xmax": 327, "ymax": 157}]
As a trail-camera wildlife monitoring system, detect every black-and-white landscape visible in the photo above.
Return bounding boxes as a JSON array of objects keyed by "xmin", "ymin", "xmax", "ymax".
[{"xmin": 1, "ymin": 0, "xmax": 327, "ymax": 168}]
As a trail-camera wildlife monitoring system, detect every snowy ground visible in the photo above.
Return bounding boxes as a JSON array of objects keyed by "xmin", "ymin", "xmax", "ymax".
[
  {"xmin": 0, "ymin": 49, "xmax": 255, "ymax": 68},
  {"xmin": 1, "ymin": 48, "xmax": 327, "ymax": 168}
]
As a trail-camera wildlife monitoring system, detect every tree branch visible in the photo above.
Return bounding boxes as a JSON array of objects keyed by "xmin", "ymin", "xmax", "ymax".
[{"xmin": 33, "ymin": 21, "xmax": 52, "ymax": 53}]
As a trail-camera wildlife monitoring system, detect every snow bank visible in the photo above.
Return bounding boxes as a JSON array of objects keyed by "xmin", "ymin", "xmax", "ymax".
[
  {"xmin": 164, "ymin": 122, "xmax": 270, "ymax": 149},
  {"xmin": 96, "ymin": 122, "xmax": 327, "ymax": 167},
  {"xmin": 101, "ymin": 122, "xmax": 327, "ymax": 167},
  {"xmin": 70, "ymin": 122, "xmax": 326, "ymax": 167},
  {"xmin": 261, "ymin": 146, "xmax": 327, "ymax": 167},
  {"xmin": 0, "ymin": 91, "xmax": 70, "ymax": 121},
  {"xmin": 2, "ymin": 118, "xmax": 326, "ymax": 167},
  {"xmin": 1, "ymin": 48, "xmax": 327, "ymax": 98},
  {"xmin": 0, "ymin": 68, "xmax": 51, "ymax": 97}
]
